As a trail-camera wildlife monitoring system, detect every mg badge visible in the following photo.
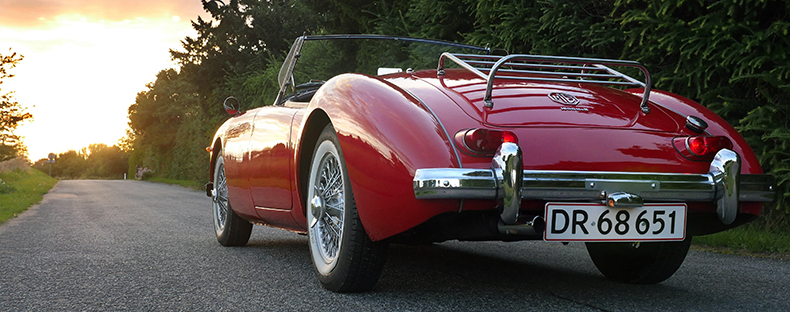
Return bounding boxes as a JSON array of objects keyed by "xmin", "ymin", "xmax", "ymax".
[{"xmin": 549, "ymin": 92, "xmax": 580, "ymax": 105}]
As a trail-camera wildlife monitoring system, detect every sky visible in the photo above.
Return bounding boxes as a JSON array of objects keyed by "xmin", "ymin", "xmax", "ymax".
[{"xmin": 0, "ymin": 0, "xmax": 211, "ymax": 161}]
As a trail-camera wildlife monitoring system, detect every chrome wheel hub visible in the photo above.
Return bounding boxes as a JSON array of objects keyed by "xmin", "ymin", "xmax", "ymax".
[{"xmin": 310, "ymin": 195, "xmax": 324, "ymax": 228}]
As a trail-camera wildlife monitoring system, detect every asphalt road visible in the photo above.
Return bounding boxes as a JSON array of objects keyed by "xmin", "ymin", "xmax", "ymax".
[{"xmin": 1, "ymin": 180, "xmax": 788, "ymax": 311}]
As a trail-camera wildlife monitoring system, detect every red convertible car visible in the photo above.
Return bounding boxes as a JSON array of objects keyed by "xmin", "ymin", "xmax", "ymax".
[{"xmin": 206, "ymin": 35, "xmax": 775, "ymax": 292}]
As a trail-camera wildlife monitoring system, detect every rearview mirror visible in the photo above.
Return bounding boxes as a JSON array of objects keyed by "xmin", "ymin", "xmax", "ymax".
[{"xmin": 223, "ymin": 96, "xmax": 241, "ymax": 116}]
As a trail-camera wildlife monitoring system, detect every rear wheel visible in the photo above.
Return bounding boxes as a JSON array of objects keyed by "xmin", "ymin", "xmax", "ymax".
[
  {"xmin": 212, "ymin": 154, "xmax": 252, "ymax": 246},
  {"xmin": 585, "ymin": 237, "xmax": 691, "ymax": 284},
  {"xmin": 307, "ymin": 124, "xmax": 388, "ymax": 293}
]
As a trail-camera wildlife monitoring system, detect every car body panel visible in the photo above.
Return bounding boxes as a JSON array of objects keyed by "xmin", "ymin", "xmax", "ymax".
[
  {"xmin": 248, "ymin": 106, "xmax": 296, "ymax": 211},
  {"xmin": 303, "ymin": 74, "xmax": 462, "ymax": 241},
  {"xmin": 209, "ymin": 36, "xmax": 773, "ymax": 243},
  {"xmin": 627, "ymin": 89, "xmax": 763, "ymax": 174},
  {"xmin": 219, "ymin": 111, "xmax": 257, "ymax": 220},
  {"xmin": 425, "ymin": 69, "xmax": 682, "ymax": 132}
]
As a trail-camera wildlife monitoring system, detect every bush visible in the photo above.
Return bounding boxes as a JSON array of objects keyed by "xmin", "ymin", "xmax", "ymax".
[{"xmin": 0, "ymin": 157, "xmax": 29, "ymax": 173}]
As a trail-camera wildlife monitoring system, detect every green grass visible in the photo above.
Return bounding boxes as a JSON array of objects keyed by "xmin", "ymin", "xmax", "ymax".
[
  {"xmin": 146, "ymin": 177, "xmax": 204, "ymax": 190},
  {"xmin": 0, "ymin": 169, "xmax": 58, "ymax": 224},
  {"xmin": 693, "ymin": 226, "xmax": 790, "ymax": 256}
]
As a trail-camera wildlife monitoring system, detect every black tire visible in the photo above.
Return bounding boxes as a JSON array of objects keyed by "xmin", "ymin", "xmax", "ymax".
[
  {"xmin": 307, "ymin": 124, "xmax": 388, "ymax": 293},
  {"xmin": 212, "ymin": 154, "xmax": 252, "ymax": 246},
  {"xmin": 585, "ymin": 237, "xmax": 692, "ymax": 284}
]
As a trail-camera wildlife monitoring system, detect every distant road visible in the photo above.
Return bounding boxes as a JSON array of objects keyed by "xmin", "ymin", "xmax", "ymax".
[{"xmin": 1, "ymin": 180, "xmax": 788, "ymax": 311}]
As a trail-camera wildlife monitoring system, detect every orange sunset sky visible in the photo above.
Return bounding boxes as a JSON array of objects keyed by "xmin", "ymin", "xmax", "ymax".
[{"xmin": 0, "ymin": 0, "xmax": 211, "ymax": 161}]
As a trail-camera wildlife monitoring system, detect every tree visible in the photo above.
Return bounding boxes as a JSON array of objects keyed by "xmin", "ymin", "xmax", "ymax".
[{"xmin": 0, "ymin": 49, "xmax": 32, "ymax": 161}]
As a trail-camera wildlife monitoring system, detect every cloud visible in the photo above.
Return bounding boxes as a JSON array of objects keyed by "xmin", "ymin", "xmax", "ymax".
[{"xmin": 0, "ymin": 0, "xmax": 207, "ymax": 27}]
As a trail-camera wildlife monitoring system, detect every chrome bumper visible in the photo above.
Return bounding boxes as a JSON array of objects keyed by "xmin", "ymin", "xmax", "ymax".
[{"xmin": 413, "ymin": 143, "xmax": 775, "ymax": 225}]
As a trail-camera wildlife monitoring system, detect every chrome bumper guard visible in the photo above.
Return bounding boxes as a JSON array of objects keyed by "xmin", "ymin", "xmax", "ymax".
[{"xmin": 413, "ymin": 143, "xmax": 775, "ymax": 226}]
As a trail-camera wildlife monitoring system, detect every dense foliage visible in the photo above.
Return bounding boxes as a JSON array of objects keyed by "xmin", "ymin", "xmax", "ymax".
[
  {"xmin": 0, "ymin": 49, "xmax": 32, "ymax": 161},
  {"xmin": 127, "ymin": 0, "xmax": 788, "ymax": 223},
  {"xmin": 31, "ymin": 144, "xmax": 129, "ymax": 179}
]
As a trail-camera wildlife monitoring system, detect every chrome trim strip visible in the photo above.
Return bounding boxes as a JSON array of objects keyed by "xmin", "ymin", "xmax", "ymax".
[
  {"xmin": 399, "ymin": 88, "xmax": 463, "ymax": 169},
  {"xmin": 414, "ymin": 151, "xmax": 775, "ymax": 206},
  {"xmin": 402, "ymin": 86, "xmax": 466, "ymax": 214},
  {"xmin": 415, "ymin": 169, "xmax": 722, "ymax": 201},
  {"xmin": 254, "ymin": 206, "xmax": 291, "ymax": 212},
  {"xmin": 415, "ymin": 169, "xmax": 774, "ymax": 202}
]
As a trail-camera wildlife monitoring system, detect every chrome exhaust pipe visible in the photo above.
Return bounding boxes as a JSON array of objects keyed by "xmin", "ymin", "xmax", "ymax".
[{"xmin": 498, "ymin": 215, "xmax": 545, "ymax": 236}]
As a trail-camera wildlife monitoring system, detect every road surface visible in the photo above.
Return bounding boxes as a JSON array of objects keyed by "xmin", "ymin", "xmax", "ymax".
[{"xmin": 1, "ymin": 180, "xmax": 788, "ymax": 311}]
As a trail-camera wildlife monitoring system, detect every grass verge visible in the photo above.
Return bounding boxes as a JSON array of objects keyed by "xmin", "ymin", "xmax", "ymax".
[
  {"xmin": 0, "ymin": 169, "xmax": 58, "ymax": 224},
  {"xmin": 146, "ymin": 177, "xmax": 204, "ymax": 190},
  {"xmin": 693, "ymin": 226, "xmax": 790, "ymax": 260}
]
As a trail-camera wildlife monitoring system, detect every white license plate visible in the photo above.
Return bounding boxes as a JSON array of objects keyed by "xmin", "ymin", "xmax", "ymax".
[{"xmin": 543, "ymin": 202, "xmax": 687, "ymax": 242}]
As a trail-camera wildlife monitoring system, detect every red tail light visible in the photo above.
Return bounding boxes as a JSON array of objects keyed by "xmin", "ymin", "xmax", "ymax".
[
  {"xmin": 673, "ymin": 136, "xmax": 733, "ymax": 159},
  {"xmin": 687, "ymin": 136, "xmax": 732, "ymax": 156},
  {"xmin": 459, "ymin": 129, "xmax": 519, "ymax": 154},
  {"xmin": 502, "ymin": 131, "xmax": 518, "ymax": 144}
]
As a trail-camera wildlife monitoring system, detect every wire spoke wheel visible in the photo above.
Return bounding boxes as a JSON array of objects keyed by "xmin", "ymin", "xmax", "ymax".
[
  {"xmin": 307, "ymin": 124, "xmax": 388, "ymax": 293},
  {"xmin": 314, "ymin": 153, "xmax": 345, "ymax": 263},
  {"xmin": 212, "ymin": 154, "xmax": 252, "ymax": 246},
  {"xmin": 213, "ymin": 161, "xmax": 229, "ymax": 234}
]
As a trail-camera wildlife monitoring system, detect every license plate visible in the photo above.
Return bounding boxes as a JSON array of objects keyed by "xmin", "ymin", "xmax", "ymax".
[{"xmin": 543, "ymin": 203, "xmax": 686, "ymax": 242}]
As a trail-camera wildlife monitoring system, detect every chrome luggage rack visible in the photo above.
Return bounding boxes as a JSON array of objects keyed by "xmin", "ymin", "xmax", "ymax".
[{"xmin": 437, "ymin": 53, "xmax": 653, "ymax": 113}]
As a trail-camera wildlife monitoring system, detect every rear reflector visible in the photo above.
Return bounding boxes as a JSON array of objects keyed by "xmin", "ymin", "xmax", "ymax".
[{"xmin": 460, "ymin": 129, "xmax": 519, "ymax": 154}]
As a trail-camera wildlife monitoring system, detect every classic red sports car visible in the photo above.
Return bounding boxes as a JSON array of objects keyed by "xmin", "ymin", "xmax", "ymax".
[{"xmin": 206, "ymin": 35, "xmax": 775, "ymax": 292}]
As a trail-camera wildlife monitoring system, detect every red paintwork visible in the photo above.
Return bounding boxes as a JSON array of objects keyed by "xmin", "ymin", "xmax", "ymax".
[
  {"xmin": 305, "ymin": 74, "xmax": 462, "ymax": 241},
  {"xmin": 624, "ymin": 89, "xmax": 763, "ymax": 175},
  {"xmin": 430, "ymin": 69, "xmax": 682, "ymax": 131},
  {"xmin": 211, "ymin": 66, "xmax": 766, "ymax": 241},
  {"xmin": 248, "ymin": 107, "xmax": 294, "ymax": 211},
  {"xmin": 218, "ymin": 111, "xmax": 257, "ymax": 221}
]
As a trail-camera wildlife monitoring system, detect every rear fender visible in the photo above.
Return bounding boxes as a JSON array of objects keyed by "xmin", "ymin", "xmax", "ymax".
[
  {"xmin": 208, "ymin": 138, "xmax": 223, "ymax": 183},
  {"xmin": 626, "ymin": 89, "xmax": 762, "ymax": 175},
  {"xmin": 627, "ymin": 89, "xmax": 766, "ymax": 222},
  {"xmin": 298, "ymin": 73, "xmax": 462, "ymax": 241}
]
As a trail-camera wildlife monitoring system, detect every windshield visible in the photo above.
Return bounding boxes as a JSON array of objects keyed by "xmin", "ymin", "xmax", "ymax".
[{"xmin": 276, "ymin": 35, "xmax": 489, "ymax": 104}]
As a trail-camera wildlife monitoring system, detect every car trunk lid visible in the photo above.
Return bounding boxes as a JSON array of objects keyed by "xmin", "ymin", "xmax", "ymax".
[{"xmin": 425, "ymin": 70, "xmax": 681, "ymax": 132}]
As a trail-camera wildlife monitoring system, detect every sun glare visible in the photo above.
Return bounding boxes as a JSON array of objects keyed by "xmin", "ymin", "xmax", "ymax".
[{"xmin": 1, "ymin": 14, "xmax": 197, "ymax": 161}]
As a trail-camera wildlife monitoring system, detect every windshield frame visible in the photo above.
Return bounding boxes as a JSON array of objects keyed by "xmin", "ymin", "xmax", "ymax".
[{"xmin": 274, "ymin": 34, "xmax": 490, "ymax": 105}]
